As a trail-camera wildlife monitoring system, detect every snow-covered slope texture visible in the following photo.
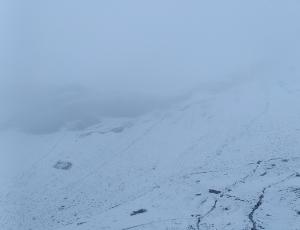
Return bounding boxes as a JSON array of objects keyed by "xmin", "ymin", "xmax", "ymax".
[{"xmin": 1, "ymin": 75, "xmax": 300, "ymax": 230}]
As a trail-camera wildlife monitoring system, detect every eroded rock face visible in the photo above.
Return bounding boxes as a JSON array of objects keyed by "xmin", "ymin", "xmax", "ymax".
[{"xmin": 53, "ymin": 161, "xmax": 73, "ymax": 170}]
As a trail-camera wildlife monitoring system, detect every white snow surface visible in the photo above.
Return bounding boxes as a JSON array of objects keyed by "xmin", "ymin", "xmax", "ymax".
[{"xmin": 1, "ymin": 75, "xmax": 300, "ymax": 230}]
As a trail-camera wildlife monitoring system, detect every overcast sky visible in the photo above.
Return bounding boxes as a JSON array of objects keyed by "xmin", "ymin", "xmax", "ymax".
[{"xmin": 1, "ymin": 0, "xmax": 300, "ymax": 133}]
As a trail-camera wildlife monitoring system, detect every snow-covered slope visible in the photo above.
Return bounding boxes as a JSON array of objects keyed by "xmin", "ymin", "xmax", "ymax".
[{"xmin": 1, "ymin": 74, "xmax": 300, "ymax": 230}]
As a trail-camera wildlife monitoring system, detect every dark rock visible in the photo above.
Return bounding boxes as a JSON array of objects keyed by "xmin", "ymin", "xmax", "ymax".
[
  {"xmin": 53, "ymin": 161, "xmax": 72, "ymax": 170},
  {"xmin": 111, "ymin": 127, "xmax": 125, "ymax": 133},
  {"xmin": 260, "ymin": 172, "xmax": 267, "ymax": 176},
  {"xmin": 209, "ymin": 189, "xmax": 221, "ymax": 194},
  {"xmin": 77, "ymin": 222, "xmax": 87, "ymax": 226},
  {"xmin": 130, "ymin": 209, "xmax": 147, "ymax": 216}
]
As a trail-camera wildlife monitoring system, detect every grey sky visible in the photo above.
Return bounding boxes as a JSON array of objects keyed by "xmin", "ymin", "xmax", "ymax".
[{"xmin": 1, "ymin": 0, "xmax": 300, "ymax": 133}]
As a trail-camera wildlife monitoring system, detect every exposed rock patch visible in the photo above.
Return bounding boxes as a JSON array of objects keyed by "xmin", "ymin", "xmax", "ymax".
[{"xmin": 53, "ymin": 161, "xmax": 73, "ymax": 170}]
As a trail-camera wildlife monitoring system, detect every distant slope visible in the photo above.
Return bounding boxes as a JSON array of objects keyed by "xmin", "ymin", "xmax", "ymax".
[{"xmin": 1, "ymin": 75, "xmax": 300, "ymax": 230}]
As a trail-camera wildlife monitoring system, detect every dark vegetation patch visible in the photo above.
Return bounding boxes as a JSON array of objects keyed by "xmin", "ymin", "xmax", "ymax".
[
  {"xmin": 53, "ymin": 161, "xmax": 73, "ymax": 170},
  {"xmin": 130, "ymin": 209, "xmax": 147, "ymax": 216}
]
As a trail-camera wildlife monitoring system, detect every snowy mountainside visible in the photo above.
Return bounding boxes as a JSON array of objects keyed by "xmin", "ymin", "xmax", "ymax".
[{"xmin": 1, "ymin": 75, "xmax": 300, "ymax": 230}]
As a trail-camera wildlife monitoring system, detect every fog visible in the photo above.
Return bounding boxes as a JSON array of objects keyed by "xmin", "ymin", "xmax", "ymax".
[{"xmin": 1, "ymin": 0, "xmax": 300, "ymax": 133}]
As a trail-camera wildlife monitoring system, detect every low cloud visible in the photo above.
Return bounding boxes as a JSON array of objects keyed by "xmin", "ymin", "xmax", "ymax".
[{"xmin": 1, "ymin": 0, "xmax": 300, "ymax": 133}]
